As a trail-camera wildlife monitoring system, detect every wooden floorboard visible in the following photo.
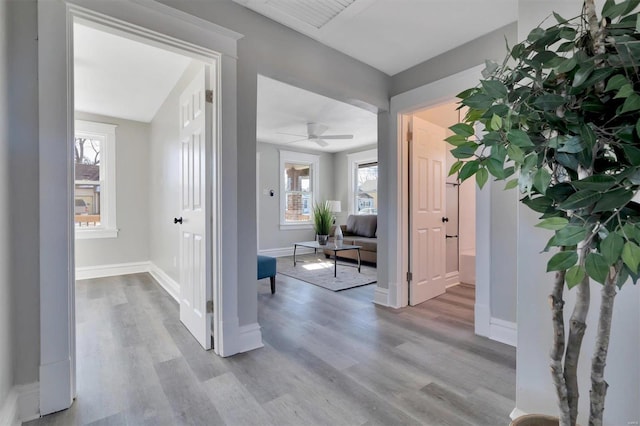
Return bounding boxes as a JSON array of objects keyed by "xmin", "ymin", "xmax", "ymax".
[{"xmin": 25, "ymin": 274, "xmax": 515, "ymax": 426}]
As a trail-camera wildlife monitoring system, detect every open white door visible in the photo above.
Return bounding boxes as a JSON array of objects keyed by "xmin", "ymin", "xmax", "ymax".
[
  {"xmin": 409, "ymin": 116, "xmax": 447, "ymax": 306},
  {"xmin": 178, "ymin": 66, "xmax": 212, "ymax": 349}
]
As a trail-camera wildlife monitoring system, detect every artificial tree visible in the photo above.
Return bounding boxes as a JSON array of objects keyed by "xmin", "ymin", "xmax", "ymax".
[{"xmin": 447, "ymin": 1, "xmax": 640, "ymax": 425}]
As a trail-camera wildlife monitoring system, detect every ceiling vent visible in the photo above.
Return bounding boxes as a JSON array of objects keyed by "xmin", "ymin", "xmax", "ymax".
[{"xmin": 265, "ymin": 0, "xmax": 356, "ymax": 29}]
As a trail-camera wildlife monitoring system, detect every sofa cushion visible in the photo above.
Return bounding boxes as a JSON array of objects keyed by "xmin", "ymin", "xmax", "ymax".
[
  {"xmin": 346, "ymin": 214, "xmax": 377, "ymax": 238},
  {"xmin": 352, "ymin": 237, "xmax": 377, "ymax": 252}
]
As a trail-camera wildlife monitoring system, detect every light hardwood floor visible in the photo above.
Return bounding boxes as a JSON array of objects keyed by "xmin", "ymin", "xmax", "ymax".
[{"xmin": 26, "ymin": 274, "xmax": 515, "ymax": 426}]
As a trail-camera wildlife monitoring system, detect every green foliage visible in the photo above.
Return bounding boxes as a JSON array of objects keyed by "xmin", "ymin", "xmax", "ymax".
[
  {"xmin": 447, "ymin": 1, "xmax": 640, "ymax": 288},
  {"xmin": 312, "ymin": 201, "xmax": 333, "ymax": 236}
]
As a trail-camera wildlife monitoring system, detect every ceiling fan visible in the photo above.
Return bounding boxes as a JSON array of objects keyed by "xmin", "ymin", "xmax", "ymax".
[{"xmin": 279, "ymin": 122, "xmax": 353, "ymax": 147}]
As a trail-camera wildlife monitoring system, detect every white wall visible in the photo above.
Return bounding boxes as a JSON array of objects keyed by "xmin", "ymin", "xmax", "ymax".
[
  {"xmin": 0, "ymin": 0, "xmax": 13, "ymax": 410},
  {"xmin": 257, "ymin": 142, "xmax": 334, "ymax": 252},
  {"xmin": 149, "ymin": 61, "xmax": 203, "ymax": 282},
  {"xmin": 515, "ymin": 1, "xmax": 640, "ymax": 424},
  {"xmin": 74, "ymin": 112, "xmax": 151, "ymax": 268}
]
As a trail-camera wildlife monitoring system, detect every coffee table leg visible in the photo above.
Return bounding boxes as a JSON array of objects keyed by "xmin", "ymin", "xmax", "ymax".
[
  {"xmin": 334, "ymin": 250, "xmax": 337, "ymax": 277},
  {"xmin": 293, "ymin": 244, "xmax": 297, "ymax": 267},
  {"xmin": 357, "ymin": 249, "xmax": 361, "ymax": 273}
]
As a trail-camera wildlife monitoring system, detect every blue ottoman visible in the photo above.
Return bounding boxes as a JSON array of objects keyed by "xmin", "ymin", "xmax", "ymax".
[{"xmin": 257, "ymin": 255, "xmax": 276, "ymax": 294}]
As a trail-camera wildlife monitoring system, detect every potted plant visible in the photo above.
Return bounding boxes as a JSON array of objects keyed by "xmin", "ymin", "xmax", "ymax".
[
  {"xmin": 448, "ymin": 1, "xmax": 640, "ymax": 425},
  {"xmin": 313, "ymin": 200, "xmax": 333, "ymax": 245}
]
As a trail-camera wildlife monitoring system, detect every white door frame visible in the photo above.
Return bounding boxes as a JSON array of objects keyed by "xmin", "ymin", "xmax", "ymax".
[
  {"xmin": 387, "ymin": 65, "xmax": 494, "ymax": 337},
  {"xmin": 37, "ymin": 0, "xmax": 242, "ymax": 416}
]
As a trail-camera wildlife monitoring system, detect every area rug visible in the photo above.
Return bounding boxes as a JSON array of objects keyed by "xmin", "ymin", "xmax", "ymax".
[{"xmin": 276, "ymin": 253, "xmax": 377, "ymax": 291}]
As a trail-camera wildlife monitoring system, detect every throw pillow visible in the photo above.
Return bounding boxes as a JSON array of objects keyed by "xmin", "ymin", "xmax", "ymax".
[{"xmin": 346, "ymin": 214, "xmax": 377, "ymax": 238}]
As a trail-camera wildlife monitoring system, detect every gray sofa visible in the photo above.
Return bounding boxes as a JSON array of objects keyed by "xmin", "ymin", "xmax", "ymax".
[{"xmin": 325, "ymin": 214, "xmax": 377, "ymax": 264}]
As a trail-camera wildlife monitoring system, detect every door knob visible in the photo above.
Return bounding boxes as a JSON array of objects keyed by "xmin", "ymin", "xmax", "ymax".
[
  {"xmin": 174, "ymin": 217, "xmax": 183, "ymax": 224},
  {"xmin": 442, "ymin": 217, "xmax": 449, "ymax": 223}
]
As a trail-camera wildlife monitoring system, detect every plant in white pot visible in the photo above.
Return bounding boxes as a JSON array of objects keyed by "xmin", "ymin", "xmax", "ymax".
[
  {"xmin": 313, "ymin": 200, "xmax": 333, "ymax": 245},
  {"xmin": 448, "ymin": 1, "xmax": 640, "ymax": 425}
]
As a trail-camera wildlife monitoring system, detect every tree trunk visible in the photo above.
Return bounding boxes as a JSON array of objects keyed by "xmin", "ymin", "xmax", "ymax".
[
  {"xmin": 588, "ymin": 265, "xmax": 619, "ymax": 426},
  {"xmin": 549, "ymin": 267, "xmax": 571, "ymax": 426}
]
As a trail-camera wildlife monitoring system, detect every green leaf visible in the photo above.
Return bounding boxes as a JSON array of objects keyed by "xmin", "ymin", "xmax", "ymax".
[
  {"xmin": 616, "ymin": 267, "xmax": 629, "ymax": 289},
  {"xmin": 554, "ymin": 226, "xmax": 588, "ymax": 245},
  {"xmin": 476, "ymin": 168, "xmax": 489, "ymax": 189},
  {"xmin": 535, "ymin": 217, "xmax": 569, "ymax": 231},
  {"xmin": 621, "ymin": 93, "xmax": 640, "ymax": 114},
  {"xmin": 533, "ymin": 168, "xmax": 552, "ymax": 194},
  {"xmin": 481, "ymin": 80, "xmax": 508, "ymax": 99},
  {"xmin": 580, "ymin": 124, "xmax": 597, "ymax": 147},
  {"xmin": 573, "ymin": 63, "xmax": 595, "ymax": 87},
  {"xmin": 622, "ymin": 241, "xmax": 640, "ymax": 273},
  {"xmin": 507, "ymin": 129, "xmax": 534, "ymax": 147},
  {"xmin": 522, "ymin": 196, "xmax": 554, "ymax": 213},
  {"xmin": 553, "ymin": 11, "xmax": 568, "ymax": 24},
  {"xmin": 571, "ymin": 175, "xmax": 617, "ymax": 191},
  {"xmin": 504, "ymin": 179, "xmax": 519, "ymax": 190},
  {"xmin": 507, "ymin": 144, "xmax": 525, "ymax": 163},
  {"xmin": 557, "ymin": 136, "xmax": 584, "ymax": 153},
  {"xmin": 592, "ymin": 187, "xmax": 635, "ymax": 213},
  {"xmin": 485, "ymin": 157, "xmax": 506, "ymax": 179},
  {"xmin": 450, "ymin": 123, "xmax": 475, "ymax": 137},
  {"xmin": 445, "ymin": 134, "xmax": 469, "ymax": 146},
  {"xmin": 533, "ymin": 94, "xmax": 565, "ymax": 110},
  {"xmin": 547, "ymin": 250, "xmax": 578, "ymax": 272},
  {"xmin": 586, "ymin": 253, "xmax": 609, "ymax": 284},
  {"xmin": 622, "ymin": 145, "xmax": 640, "ymax": 165},
  {"xmin": 558, "ymin": 190, "xmax": 602, "ymax": 210},
  {"xmin": 456, "ymin": 87, "xmax": 477, "ymax": 100},
  {"xmin": 462, "ymin": 93, "xmax": 493, "ymax": 110},
  {"xmin": 636, "ymin": 118, "xmax": 640, "ymax": 137},
  {"xmin": 615, "ymin": 83, "xmax": 635, "ymax": 99},
  {"xmin": 605, "ymin": 74, "xmax": 629, "ymax": 92},
  {"xmin": 490, "ymin": 114, "xmax": 502, "ymax": 131},
  {"xmin": 527, "ymin": 27, "xmax": 545, "ymax": 42},
  {"xmin": 601, "ymin": 232, "xmax": 625, "ymax": 265},
  {"xmin": 448, "ymin": 160, "xmax": 464, "ymax": 177},
  {"xmin": 450, "ymin": 144, "xmax": 477, "ymax": 159},
  {"xmin": 458, "ymin": 161, "xmax": 479, "ymax": 181},
  {"xmin": 555, "ymin": 56, "xmax": 577, "ymax": 74},
  {"xmin": 566, "ymin": 265, "xmax": 586, "ymax": 289}
]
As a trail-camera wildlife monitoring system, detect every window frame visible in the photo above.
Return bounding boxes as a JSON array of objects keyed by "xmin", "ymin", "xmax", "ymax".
[
  {"xmin": 74, "ymin": 120, "xmax": 118, "ymax": 239},
  {"xmin": 279, "ymin": 149, "xmax": 320, "ymax": 230},
  {"xmin": 347, "ymin": 148, "xmax": 378, "ymax": 216}
]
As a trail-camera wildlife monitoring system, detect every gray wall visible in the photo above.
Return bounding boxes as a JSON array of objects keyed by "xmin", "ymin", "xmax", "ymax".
[
  {"xmin": 257, "ymin": 142, "xmax": 335, "ymax": 251},
  {"xmin": 5, "ymin": 0, "xmax": 39, "ymax": 392},
  {"xmin": 390, "ymin": 22, "xmax": 518, "ymax": 97},
  {"xmin": 149, "ymin": 61, "xmax": 202, "ymax": 282},
  {"xmin": 74, "ymin": 112, "xmax": 151, "ymax": 268},
  {"xmin": 159, "ymin": 0, "xmax": 390, "ymax": 328},
  {"xmin": 0, "ymin": 0, "xmax": 13, "ymax": 406}
]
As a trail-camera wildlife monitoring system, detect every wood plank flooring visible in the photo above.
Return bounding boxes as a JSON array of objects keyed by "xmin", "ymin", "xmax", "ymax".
[{"xmin": 25, "ymin": 274, "xmax": 515, "ymax": 426}]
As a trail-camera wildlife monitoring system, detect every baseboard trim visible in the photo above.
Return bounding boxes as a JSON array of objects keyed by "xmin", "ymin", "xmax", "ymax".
[
  {"xmin": 237, "ymin": 323, "xmax": 264, "ymax": 353},
  {"xmin": 373, "ymin": 286, "xmax": 390, "ymax": 307},
  {"xmin": 0, "ymin": 386, "xmax": 19, "ymax": 426},
  {"xmin": 40, "ymin": 358, "xmax": 71, "ymax": 416},
  {"xmin": 445, "ymin": 272, "xmax": 459, "ymax": 288},
  {"xmin": 258, "ymin": 247, "xmax": 315, "ymax": 257},
  {"xmin": 17, "ymin": 382, "xmax": 40, "ymax": 423},
  {"xmin": 75, "ymin": 261, "xmax": 150, "ymax": 280},
  {"xmin": 489, "ymin": 317, "xmax": 517, "ymax": 347},
  {"xmin": 510, "ymin": 407, "xmax": 527, "ymax": 420},
  {"xmin": 148, "ymin": 263, "xmax": 180, "ymax": 303},
  {"xmin": 475, "ymin": 303, "xmax": 491, "ymax": 338}
]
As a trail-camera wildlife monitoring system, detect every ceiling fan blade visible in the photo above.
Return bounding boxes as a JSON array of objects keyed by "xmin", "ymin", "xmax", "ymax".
[
  {"xmin": 318, "ymin": 134, "xmax": 353, "ymax": 140},
  {"xmin": 276, "ymin": 131, "xmax": 307, "ymax": 138},
  {"xmin": 307, "ymin": 122, "xmax": 328, "ymax": 136},
  {"xmin": 284, "ymin": 138, "xmax": 310, "ymax": 144},
  {"xmin": 314, "ymin": 139, "xmax": 329, "ymax": 147}
]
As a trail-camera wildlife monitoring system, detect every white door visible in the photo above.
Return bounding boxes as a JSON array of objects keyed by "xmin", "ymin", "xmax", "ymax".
[
  {"xmin": 409, "ymin": 116, "xmax": 447, "ymax": 306},
  {"xmin": 178, "ymin": 67, "xmax": 212, "ymax": 349}
]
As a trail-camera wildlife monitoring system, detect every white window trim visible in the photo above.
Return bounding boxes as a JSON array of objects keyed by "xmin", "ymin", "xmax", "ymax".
[
  {"xmin": 279, "ymin": 149, "xmax": 320, "ymax": 230},
  {"xmin": 347, "ymin": 149, "xmax": 377, "ymax": 215},
  {"xmin": 74, "ymin": 120, "xmax": 118, "ymax": 239}
]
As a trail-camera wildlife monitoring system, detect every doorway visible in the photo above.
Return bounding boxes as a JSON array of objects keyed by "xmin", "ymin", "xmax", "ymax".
[{"xmin": 406, "ymin": 102, "xmax": 476, "ymax": 308}]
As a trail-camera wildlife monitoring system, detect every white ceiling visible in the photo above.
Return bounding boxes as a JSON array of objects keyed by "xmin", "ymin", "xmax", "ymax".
[
  {"xmin": 234, "ymin": 0, "xmax": 518, "ymax": 76},
  {"xmin": 257, "ymin": 75, "xmax": 377, "ymax": 153},
  {"xmin": 74, "ymin": 23, "xmax": 193, "ymax": 122}
]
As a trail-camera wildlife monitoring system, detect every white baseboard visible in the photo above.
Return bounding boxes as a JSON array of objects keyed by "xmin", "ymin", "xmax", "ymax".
[
  {"xmin": 489, "ymin": 317, "xmax": 517, "ymax": 347},
  {"xmin": 17, "ymin": 382, "xmax": 39, "ymax": 423},
  {"xmin": 148, "ymin": 263, "xmax": 180, "ymax": 303},
  {"xmin": 258, "ymin": 247, "xmax": 315, "ymax": 257},
  {"xmin": 475, "ymin": 302, "xmax": 491, "ymax": 338},
  {"xmin": 237, "ymin": 323, "xmax": 264, "ymax": 353},
  {"xmin": 0, "ymin": 386, "xmax": 19, "ymax": 426},
  {"xmin": 445, "ymin": 272, "xmax": 459, "ymax": 288},
  {"xmin": 40, "ymin": 357, "xmax": 71, "ymax": 415},
  {"xmin": 510, "ymin": 407, "xmax": 527, "ymax": 420},
  {"xmin": 75, "ymin": 261, "xmax": 150, "ymax": 280},
  {"xmin": 373, "ymin": 286, "xmax": 390, "ymax": 307}
]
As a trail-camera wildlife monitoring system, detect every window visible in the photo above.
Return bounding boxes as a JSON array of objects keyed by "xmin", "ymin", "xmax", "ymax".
[
  {"xmin": 74, "ymin": 120, "xmax": 118, "ymax": 239},
  {"xmin": 347, "ymin": 149, "xmax": 378, "ymax": 215},
  {"xmin": 280, "ymin": 150, "xmax": 320, "ymax": 229}
]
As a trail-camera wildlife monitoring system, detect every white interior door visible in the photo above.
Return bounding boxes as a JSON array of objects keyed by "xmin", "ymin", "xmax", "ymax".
[
  {"xmin": 409, "ymin": 116, "xmax": 447, "ymax": 306},
  {"xmin": 179, "ymin": 66, "xmax": 212, "ymax": 349}
]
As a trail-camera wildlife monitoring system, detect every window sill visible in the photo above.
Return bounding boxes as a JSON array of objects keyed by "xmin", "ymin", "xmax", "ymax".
[
  {"xmin": 75, "ymin": 228, "xmax": 119, "ymax": 240},
  {"xmin": 279, "ymin": 223, "xmax": 314, "ymax": 231}
]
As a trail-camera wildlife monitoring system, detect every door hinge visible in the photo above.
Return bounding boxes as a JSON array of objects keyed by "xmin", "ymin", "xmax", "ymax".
[
  {"xmin": 205, "ymin": 89, "xmax": 214, "ymax": 104},
  {"xmin": 407, "ymin": 271, "xmax": 413, "ymax": 282},
  {"xmin": 206, "ymin": 300, "xmax": 214, "ymax": 314}
]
